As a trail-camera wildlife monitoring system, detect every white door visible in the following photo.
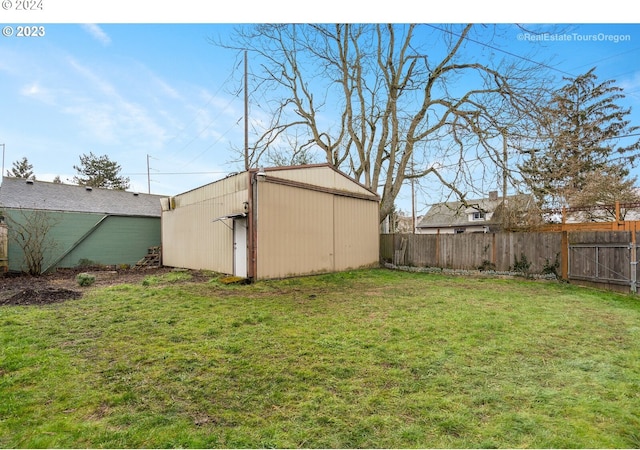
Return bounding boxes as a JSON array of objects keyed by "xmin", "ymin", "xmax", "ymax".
[{"xmin": 233, "ymin": 218, "xmax": 247, "ymax": 278}]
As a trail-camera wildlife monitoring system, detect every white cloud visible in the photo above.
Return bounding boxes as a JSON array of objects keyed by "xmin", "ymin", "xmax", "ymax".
[
  {"xmin": 619, "ymin": 71, "xmax": 640, "ymax": 100},
  {"xmin": 81, "ymin": 24, "xmax": 112, "ymax": 46},
  {"xmin": 19, "ymin": 82, "xmax": 56, "ymax": 105},
  {"xmin": 20, "ymin": 83, "xmax": 39, "ymax": 96},
  {"xmin": 61, "ymin": 56, "xmax": 169, "ymax": 147}
]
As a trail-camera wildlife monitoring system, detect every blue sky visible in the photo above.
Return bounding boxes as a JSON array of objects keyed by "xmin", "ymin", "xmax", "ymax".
[{"xmin": 1, "ymin": 5, "xmax": 640, "ymax": 214}]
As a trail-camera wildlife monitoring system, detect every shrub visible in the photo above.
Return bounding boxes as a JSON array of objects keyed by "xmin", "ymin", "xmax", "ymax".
[
  {"xmin": 76, "ymin": 272, "xmax": 96, "ymax": 287},
  {"xmin": 478, "ymin": 260, "xmax": 496, "ymax": 271},
  {"xmin": 542, "ymin": 253, "xmax": 561, "ymax": 277},
  {"xmin": 511, "ymin": 253, "xmax": 531, "ymax": 277},
  {"xmin": 77, "ymin": 258, "xmax": 96, "ymax": 268}
]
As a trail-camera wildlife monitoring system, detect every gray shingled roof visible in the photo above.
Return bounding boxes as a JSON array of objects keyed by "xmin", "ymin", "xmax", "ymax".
[
  {"xmin": 417, "ymin": 194, "xmax": 534, "ymax": 229},
  {"xmin": 0, "ymin": 177, "xmax": 163, "ymax": 217}
]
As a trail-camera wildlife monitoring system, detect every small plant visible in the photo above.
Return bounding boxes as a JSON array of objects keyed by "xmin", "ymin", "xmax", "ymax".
[
  {"xmin": 542, "ymin": 253, "xmax": 561, "ymax": 277},
  {"xmin": 478, "ymin": 260, "xmax": 496, "ymax": 272},
  {"xmin": 77, "ymin": 258, "xmax": 96, "ymax": 268},
  {"xmin": 141, "ymin": 276, "xmax": 157, "ymax": 286},
  {"xmin": 511, "ymin": 253, "xmax": 531, "ymax": 277},
  {"xmin": 76, "ymin": 272, "xmax": 96, "ymax": 287}
]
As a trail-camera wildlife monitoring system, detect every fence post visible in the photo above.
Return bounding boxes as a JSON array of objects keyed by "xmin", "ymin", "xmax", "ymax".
[
  {"xmin": 630, "ymin": 243, "xmax": 637, "ymax": 294},
  {"xmin": 435, "ymin": 230, "xmax": 440, "ymax": 267},
  {"xmin": 492, "ymin": 232, "xmax": 497, "ymax": 267},
  {"xmin": 631, "ymin": 225, "xmax": 637, "ymax": 294},
  {"xmin": 561, "ymin": 231, "xmax": 569, "ymax": 280}
]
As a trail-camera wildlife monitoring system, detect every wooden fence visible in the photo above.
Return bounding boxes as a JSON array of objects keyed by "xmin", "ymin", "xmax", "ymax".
[
  {"xmin": 566, "ymin": 231, "xmax": 639, "ymax": 294},
  {"xmin": 381, "ymin": 232, "xmax": 561, "ymax": 274},
  {"xmin": 381, "ymin": 229, "xmax": 640, "ymax": 294}
]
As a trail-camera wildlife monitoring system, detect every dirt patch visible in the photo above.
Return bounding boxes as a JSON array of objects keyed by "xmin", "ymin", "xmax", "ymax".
[
  {"xmin": 1, "ymin": 288, "xmax": 83, "ymax": 306},
  {"xmin": 0, "ymin": 266, "xmax": 187, "ymax": 307}
]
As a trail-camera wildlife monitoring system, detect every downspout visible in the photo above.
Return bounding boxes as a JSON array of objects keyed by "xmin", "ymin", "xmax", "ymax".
[
  {"xmin": 247, "ymin": 171, "xmax": 257, "ymax": 281},
  {"xmin": 247, "ymin": 169, "xmax": 266, "ymax": 281},
  {"xmin": 42, "ymin": 214, "xmax": 109, "ymax": 274}
]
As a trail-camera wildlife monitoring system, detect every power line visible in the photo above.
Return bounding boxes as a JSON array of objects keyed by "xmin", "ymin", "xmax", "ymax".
[
  {"xmin": 424, "ymin": 24, "xmax": 578, "ymax": 78},
  {"xmin": 164, "ymin": 59, "xmax": 244, "ymax": 169},
  {"xmin": 165, "ymin": 59, "xmax": 241, "ymax": 148},
  {"xmin": 122, "ymin": 171, "xmax": 230, "ymax": 176}
]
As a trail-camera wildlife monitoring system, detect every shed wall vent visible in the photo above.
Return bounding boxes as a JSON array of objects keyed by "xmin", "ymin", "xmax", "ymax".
[
  {"xmin": 25, "ymin": 179, "xmax": 34, "ymax": 185},
  {"xmin": 85, "ymin": 186, "xmax": 93, "ymax": 191}
]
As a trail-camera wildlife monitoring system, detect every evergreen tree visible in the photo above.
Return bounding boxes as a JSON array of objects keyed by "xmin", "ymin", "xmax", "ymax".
[
  {"xmin": 6, "ymin": 157, "xmax": 36, "ymax": 180},
  {"xmin": 72, "ymin": 152, "xmax": 130, "ymax": 190},
  {"xmin": 520, "ymin": 68, "xmax": 640, "ymax": 210}
]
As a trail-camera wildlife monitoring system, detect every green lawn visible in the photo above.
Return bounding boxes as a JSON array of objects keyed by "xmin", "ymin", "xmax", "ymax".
[{"xmin": 1, "ymin": 269, "xmax": 640, "ymax": 448}]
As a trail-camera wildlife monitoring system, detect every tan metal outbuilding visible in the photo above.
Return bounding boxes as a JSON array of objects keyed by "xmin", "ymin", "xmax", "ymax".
[{"xmin": 161, "ymin": 164, "xmax": 380, "ymax": 280}]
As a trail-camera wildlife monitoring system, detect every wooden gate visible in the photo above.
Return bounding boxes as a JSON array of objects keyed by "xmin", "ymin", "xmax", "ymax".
[{"xmin": 567, "ymin": 237, "xmax": 638, "ymax": 293}]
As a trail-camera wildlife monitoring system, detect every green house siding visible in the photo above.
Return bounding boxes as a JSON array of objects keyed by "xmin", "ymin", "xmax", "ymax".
[
  {"xmin": 56, "ymin": 215, "xmax": 160, "ymax": 268},
  {"xmin": 5, "ymin": 208, "xmax": 160, "ymax": 273}
]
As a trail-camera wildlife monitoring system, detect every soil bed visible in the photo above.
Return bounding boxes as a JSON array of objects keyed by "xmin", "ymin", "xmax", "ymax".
[{"xmin": 0, "ymin": 266, "xmax": 179, "ymax": 306}]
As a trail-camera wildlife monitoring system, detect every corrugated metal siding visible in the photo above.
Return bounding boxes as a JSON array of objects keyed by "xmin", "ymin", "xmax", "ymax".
[
  {"xmin": 161, "ymin": 188, "xmax": 247, "ymax": 273},
  {"xmin": 171, "ymin": 173, "xmax": 248, "ymax": 208},
  {"xmin": 161, "ymin": 167, "xmax": 379, "ymax": 279},
  {"xmin": 257, "ymin": 182, "xmax": 334, "ymax": 279},
  {"xmin": 256, "ymin": 180, "xmax": 379, "ymax": 279},
  {"xmin": 333, "ymin": 195, "xmax": 380, "ymax": 270},
  {"xmin": 267, "ymin": 166, "xmax": 374, "ymax": 197}
]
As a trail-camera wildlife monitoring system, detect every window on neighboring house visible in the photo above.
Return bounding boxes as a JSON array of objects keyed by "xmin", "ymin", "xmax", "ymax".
[{"xmin": 471, "ymin": 211, "xmax": 486, "ymax": 221}]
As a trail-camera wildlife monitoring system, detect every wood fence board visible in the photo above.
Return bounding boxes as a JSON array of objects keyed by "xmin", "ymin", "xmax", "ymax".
[{"xmin": 380, "ymin": 230, "xmax": 636, "ymax": 294}]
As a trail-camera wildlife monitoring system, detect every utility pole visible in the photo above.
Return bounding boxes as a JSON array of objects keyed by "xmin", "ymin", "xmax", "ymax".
[
  {"xmin": 501, "ymin": 128, "xmax": 509, "ymax": 230},
  {"xmin": 146, "ymin": 154, "xmax": 151, "ymax": 194},
  {"xmin": 502, "ymin": 128, "xmax": 508, "ymax": 201},
  {"xmin": 244, "ymin": 50, "xmax": 249, "ymax": 172}
]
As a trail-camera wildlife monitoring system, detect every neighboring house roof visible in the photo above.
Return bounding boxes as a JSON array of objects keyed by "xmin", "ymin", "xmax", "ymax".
[
  {"xmin": 0, "ymin": 176, "xmax": 163, "ymax": 217},
  {"xmin": 417, "ymin": 193, "xmax": 534, "ymax": 229}
]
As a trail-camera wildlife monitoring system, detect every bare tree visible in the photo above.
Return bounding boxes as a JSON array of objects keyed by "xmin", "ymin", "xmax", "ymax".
[
  {"xmin": 222, "ymin": 24, "xmax": 549, "ymax": 222},
  {"xmin": 566, "ymin": 170, "xmax": 640, "ymax": 221},
  {"xmin": 5, "ymin": 209, "xmax": 59, "ymax": 275}
]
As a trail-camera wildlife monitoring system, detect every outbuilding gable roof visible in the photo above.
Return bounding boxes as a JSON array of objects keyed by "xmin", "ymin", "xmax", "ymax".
[{"xmin": 0, "ymin": 176, "xmax": 163, "ymax": 217}]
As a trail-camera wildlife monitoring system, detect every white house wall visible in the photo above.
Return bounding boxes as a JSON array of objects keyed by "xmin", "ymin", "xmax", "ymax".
[{"xmin": 417, "ymin": 225, "xmax": 490, "ymax": 235}]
